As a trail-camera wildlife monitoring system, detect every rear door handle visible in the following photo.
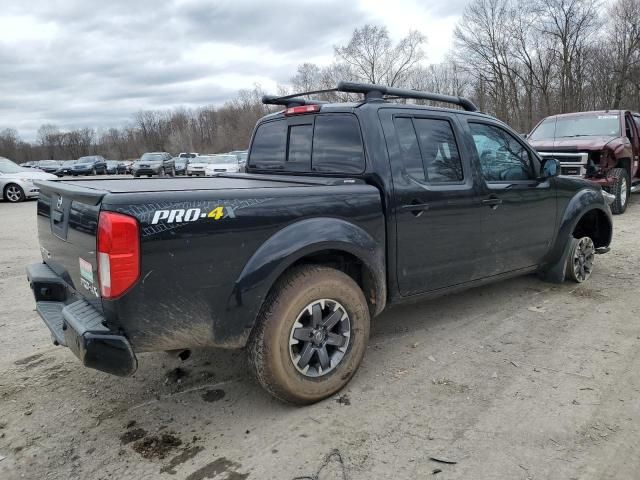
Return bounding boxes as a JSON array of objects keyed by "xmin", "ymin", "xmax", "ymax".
[
  {"xmin": 482, "ymin": 196, "xmax": 502, "ymax": 209},
  {"xmin": 400, "ymin": 202, "xmax": 430, "ymax": 217}
]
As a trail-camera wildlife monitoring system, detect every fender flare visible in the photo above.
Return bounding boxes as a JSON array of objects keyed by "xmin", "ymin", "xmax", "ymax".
[
  {"xmin": 220, "ymin": 217, "xmax": 386, "ymax": 345},
  {"xmin": 541, "ymin": 188, "xmax": 612, "ymax": 282}
]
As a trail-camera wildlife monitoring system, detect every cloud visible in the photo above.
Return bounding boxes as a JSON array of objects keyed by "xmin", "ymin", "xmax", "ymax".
[{"xmin": 0, "ymin": 0, "xmax": 461, "ymax": 141}]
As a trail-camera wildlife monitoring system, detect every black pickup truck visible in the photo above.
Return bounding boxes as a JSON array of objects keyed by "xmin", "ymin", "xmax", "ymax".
[{"xmin": 27, "ymin": 82, "xmax": 614, "ymax": 404}]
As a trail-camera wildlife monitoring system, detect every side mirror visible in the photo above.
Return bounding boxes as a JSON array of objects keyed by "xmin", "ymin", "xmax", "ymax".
[{"xmin": 540, "ymin": 158, "xmax": 560, "ymax": 178}]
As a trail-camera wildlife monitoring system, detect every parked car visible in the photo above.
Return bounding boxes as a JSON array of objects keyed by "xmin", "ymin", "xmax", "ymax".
[
  {"xmin": 132, "ymin": 152, "xmax": 175, "ymax": 177},
  {"xmin": 21, "ymin": 161, "xmax": 41, "ymax": 169},
  {"xmin": 229, "ymin": 150, "xmax": 248, "ymax": 172},
  {"xmin": 179, "ymin": 152, "xmax": 198, "ymax": 159},
  {"xmin": 27, "ymin": 81, "xmax": 613, "ymax": 404},
  {"xmin": 0, "ymin": 157, "xmax": 56, "ymax": 203},
  {"xmin": 173, "ymin": 157, "xmax": 189, "ymax": 175},
  {"xmin": 186, "ymin": 154, "xmax": 239, "ymax": 176},
  {"xmin": 71, "ymin": 156, "xmax": 107, "ymax": 176},
  {"xmin": 54, "ymin": 160, "xmax": 77, "ymax": 177},
  {"xmin": 121, "ymin": 161, "xmax": 134, "ymax": 174},
  {"xmin": 37, "ymin": 160, "xmax": 62, "ymax": 174},
  {"xmin": 527, "ymin": 110, "xmax": 640, "ymax": 214},
  {"xmin": 106, "ymin": 160, "xmax": 127, "ymax": 175}
]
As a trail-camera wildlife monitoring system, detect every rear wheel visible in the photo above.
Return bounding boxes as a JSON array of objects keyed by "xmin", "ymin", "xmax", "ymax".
[
  {"xmin": 608, "ymin": 167, "xmax": 630, "ymax": 214},
  {"xmin": 4, "ymin": 183, "xmax": 25, "ymax": 203},
  {"xmin": 248, "ymin": 265, "xmax": 370, "ymax": 405},
  {"xmin": 566, "ymin": 236, "xmax": 595, "ymax": 283}
]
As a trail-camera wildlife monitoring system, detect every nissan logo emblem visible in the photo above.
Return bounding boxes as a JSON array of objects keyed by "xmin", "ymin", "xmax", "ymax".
[{"xmin": 56, "ymin": 195, "xmax": 63, "ymax": 209}]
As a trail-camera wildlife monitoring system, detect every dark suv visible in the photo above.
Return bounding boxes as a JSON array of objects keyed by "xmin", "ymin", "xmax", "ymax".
[
  {"xmin": 71, "ymin": 156, "xmax": 107, "ymax": 175},
  {"xmin": 132, "ymin": 152, "xmax": 175, "ymax": 177}
]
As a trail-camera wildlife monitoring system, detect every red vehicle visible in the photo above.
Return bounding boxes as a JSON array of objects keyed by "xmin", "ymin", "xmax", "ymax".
[{"xmin": 528, "ymin": 110, "xmax": 640, "ymax": 214}]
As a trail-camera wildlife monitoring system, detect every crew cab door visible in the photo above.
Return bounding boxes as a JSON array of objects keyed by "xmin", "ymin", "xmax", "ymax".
[
  {"xmin": 380, "ymin": 109, "xmax": 484, "ymax": 296},
  {"xmin": 464, "ymin": 119, "xmax": 557, "ymax": 275}
]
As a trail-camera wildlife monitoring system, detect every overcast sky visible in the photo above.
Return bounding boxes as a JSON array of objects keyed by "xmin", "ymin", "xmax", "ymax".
[{"xmin": 1, "ymin": 0, "xmax": 467, "ymax": 141}]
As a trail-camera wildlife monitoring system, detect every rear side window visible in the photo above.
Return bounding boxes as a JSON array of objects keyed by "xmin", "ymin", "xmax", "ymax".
[
  {"xmin": 394, "ymin": 116, "xmax": 463, "ymax": 183},
  {"xmin": 312, "ymin": 115, "xmax": 365, "ymax": 173},
  {"xmin": 250, "ymin": 121, "xmax": 286, "ymax": 169},
  {"xmin": 395, "ymin": 117, "xmax": 426, "ymax": 181},
  {"xmin": 413, "ymin": 118, "xmax": 463, "ymax": 182}
]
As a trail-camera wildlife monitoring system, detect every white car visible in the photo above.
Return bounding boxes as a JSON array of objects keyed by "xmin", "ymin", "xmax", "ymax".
[
  {"xmin": 186, "ymin": 154, "xmax": 240, "ymax": 176},
  {"xmin": 0, "ymin": 157, "xmax": 57, "ymax": 203}
]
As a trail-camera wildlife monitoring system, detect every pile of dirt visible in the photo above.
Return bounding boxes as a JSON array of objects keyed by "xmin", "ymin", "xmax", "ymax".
[{"xmin": 132, "ymin": 433, "xmax": 182, "ymax": 459}]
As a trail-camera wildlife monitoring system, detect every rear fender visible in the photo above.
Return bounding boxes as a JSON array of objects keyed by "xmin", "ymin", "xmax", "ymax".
[{"xmin": 221, "ymin": 217, "xmax": 386, "ymax": 346}]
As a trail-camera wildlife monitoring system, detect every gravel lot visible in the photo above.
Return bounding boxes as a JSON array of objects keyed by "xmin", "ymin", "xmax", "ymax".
[{"xmin": 1, "ymin": 193, "xmax": 639, "ymax": 480}]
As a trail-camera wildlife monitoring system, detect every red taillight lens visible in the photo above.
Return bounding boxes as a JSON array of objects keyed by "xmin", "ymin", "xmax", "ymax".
[
  {"xmin": 97, "ymin": 211, "xmax": 140, "ymax": 299},
  {"xmin": 284, "ymin": 104, "xmax": 320, "ymax": 116}
]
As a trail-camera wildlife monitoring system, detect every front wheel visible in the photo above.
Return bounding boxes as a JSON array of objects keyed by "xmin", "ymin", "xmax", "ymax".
[
  {"xmin": 4, "ymin": 183, "xmax": 25, "ymax": 203},
  {"xmin": 566, "ymin": 236, "xmax": 595, "ymax": 283},
  {"xmin": 608, "ymin": 167, "xmax": 630, "ymax": 214},
  {"xmin": 248, "ymin": 265, "xmax": 370, "ymax": 405}
]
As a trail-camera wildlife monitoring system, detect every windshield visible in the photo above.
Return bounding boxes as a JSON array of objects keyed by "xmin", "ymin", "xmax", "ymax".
[
  {"xmin": 530, "ymin": 114, "xmax": 621, "ymax": 141},
  {"xmin": 195, "ymin": 155, "xmax": 237, "ymax": 165},
  {"xmin": 77, "ymin": 156, "xmax": 96, "ymax": 164},
  {"xmin": 39, "ymin": 160, "xmax": 59, "ymax": 166},
  {"xmin": 140, "ymin": 153, "xmax": 165, "ymax": 162},
  {"xmin": 0, "ymin": 158, "xmax": 25, "ymax": 174}
]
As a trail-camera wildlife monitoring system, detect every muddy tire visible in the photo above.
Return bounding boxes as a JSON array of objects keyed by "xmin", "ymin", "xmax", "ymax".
[
  {"xmin": 565, "ymin": 236, "xmax": 595, "ymax": 283},
  {"xmin": 247, "ymin": 265, "xmax": 370, "ymax": 405},
  {"xmin": 608, "ymin": 167, "xmax": 630, "ymax": 214}
]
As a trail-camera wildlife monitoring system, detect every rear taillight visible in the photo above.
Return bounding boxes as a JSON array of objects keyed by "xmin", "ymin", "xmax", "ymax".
[
  {"xmin": 97, "ymin": 211, "xmax": 140, "ymax": 299},
  {"xmin": 284, "ymin": 105, "xmax": 320, "ymax": 116}
]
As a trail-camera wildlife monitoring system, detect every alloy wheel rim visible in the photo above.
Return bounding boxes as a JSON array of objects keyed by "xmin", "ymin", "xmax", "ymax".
[
  {"xmin": 572, "ymin": 237, "xmax": 595, "ymax": 282},
  {"xmin": 620, "ymin": 178, "xmax": 628, "ymax": 206},
  {"xmin": 6, "ymin": 186, "xmax": 21, "ymax": 202},
  {"xmin": 288, "ymin": 299, "xmax": 351, "ymax": 378}
]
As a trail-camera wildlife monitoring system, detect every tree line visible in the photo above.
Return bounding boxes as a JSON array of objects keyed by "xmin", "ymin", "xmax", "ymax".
[{"xmin": 2, "ymin": 0, "xmax": 639, "ymax": 163}]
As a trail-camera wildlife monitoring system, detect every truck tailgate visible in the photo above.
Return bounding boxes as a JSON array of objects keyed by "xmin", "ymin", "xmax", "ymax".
[{"xmin": 35, "ymin": 180, "xmax": 106, "ymax": 309}]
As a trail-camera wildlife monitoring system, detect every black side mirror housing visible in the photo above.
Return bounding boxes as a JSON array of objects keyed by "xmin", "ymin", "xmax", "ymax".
[{"xmin": 540, "ymin": 158, "xmax": 560, "ymax": 178}]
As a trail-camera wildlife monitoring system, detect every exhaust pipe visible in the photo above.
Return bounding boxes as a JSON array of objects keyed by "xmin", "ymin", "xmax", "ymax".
[{"xmin": 166, "ymin": 349, "xmax": 191, "ymax": 361}]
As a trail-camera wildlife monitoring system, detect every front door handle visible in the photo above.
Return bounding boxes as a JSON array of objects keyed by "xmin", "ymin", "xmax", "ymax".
[
  {"xmin": 482, "ymin": 196, "xmax": 502, "ymax": 210},
  {"xmin": 400, "ymin": 201, "xmax": 430, "ymax": 217}
]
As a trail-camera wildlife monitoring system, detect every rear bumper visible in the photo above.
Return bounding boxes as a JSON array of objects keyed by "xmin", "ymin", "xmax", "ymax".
[{"xmin": 26, "ymin": 262, "xmax": 137, "ymax": 376}]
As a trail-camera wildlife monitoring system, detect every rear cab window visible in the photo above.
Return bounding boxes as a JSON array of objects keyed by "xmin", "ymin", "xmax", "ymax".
[{"xmin": 248, "ymin": 113, "xmax": 365, "ymax": 174}]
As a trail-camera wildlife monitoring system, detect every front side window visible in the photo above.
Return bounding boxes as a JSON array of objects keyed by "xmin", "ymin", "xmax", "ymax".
[
  {"xmin": 312, "ymin": 115, "xmax": 365, "ymax": 174},
  {"xmin": 469, "ymin": 123, "xmax": 534, "ymax": 182}
]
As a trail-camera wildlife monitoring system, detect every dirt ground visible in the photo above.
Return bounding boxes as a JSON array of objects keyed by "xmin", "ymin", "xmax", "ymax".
[{"xmin": 1, "ymin": 195, "xmax": 639, "ymax": 480}]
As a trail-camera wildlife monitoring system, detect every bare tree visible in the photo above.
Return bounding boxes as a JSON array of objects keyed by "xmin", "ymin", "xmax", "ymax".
[{"xmin": 335, "ymin": 24, "xmax": 426, "ymax": 86}]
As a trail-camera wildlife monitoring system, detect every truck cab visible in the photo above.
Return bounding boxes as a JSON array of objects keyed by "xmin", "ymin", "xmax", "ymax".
[{"xmin": 528, "ymin": 110, "xmax": 640, "ymax": 214}]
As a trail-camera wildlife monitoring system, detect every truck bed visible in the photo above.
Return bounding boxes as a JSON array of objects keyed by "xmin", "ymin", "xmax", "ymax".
[{"xmin": 33, "ymin": 173, "xmax": 384, "ymax": 353}]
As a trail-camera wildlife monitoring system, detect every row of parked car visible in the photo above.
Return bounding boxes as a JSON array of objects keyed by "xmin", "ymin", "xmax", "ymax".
[{"xmin": 21, "ymin": 150, "xmax": 249, "ymax": 179}]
